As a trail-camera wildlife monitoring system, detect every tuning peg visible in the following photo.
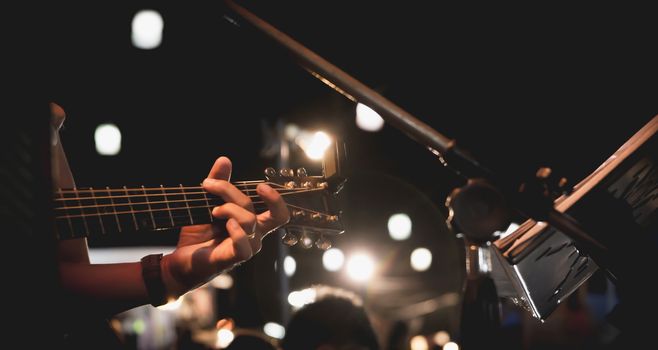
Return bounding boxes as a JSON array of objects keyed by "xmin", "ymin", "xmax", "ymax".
[
  {"xmin": 265, "ymin": 167, "xmax": 277, "ymax": 178},
  {"xmin": 327, "ymin": 215, "xmax": 339, "ymax": 222},
  {"xmin": 281, "ymin": 230, "xmax": 299, "ymax": 247},
  {"xmin": 279, "ymin": 168, "xmax": 294, "ymax": 177},
  {"xmin": 291, "ymin": 209, "xmax": 305, "ymax": 218},
  {"xmin": 299, "ymin": 232, "xmax": 314, "ymax": 249},
  {"xmin": 314, "ymin": 235, "xmax": 332, "ymax": 250},
  {"xmin": 310, "ymin": 212, "xmax": 322, "ymax": 220},
  {"xmin": 296, "ymin": 167, "xmax": 307, "ymax": 177},
  {"xmin": 285, "ymin": 181, "xmax": 296, "ymax": 189},
  {"xmin": 302, "ymin": 181, "xmax": 313, "ymax": 188}
]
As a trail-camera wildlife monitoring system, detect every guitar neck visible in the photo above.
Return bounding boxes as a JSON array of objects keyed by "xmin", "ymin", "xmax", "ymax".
[{"xmin": 54, "ymin": 181, "xmax": 271, "ymax": 239}]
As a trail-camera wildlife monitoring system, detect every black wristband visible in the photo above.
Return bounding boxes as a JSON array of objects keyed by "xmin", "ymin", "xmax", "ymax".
[{"xmin": 141, "ymin": 254, "xmax": 168, "ymax": 307}]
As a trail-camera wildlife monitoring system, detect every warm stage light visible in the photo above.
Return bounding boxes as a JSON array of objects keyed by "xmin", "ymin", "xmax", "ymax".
[
  {"xmin": 356, "ymin": 103, "xmax": 385, "ymax": 132},
  {"xmin": 210, "ymin": 274, "xmax": 234, "ymax": 289},
  {"xmin": 410, "ymin": 247, "xmax": 432, "ymax": 271},
  {"xmin": 433, "ymin": 330, "xmax": 450, "ymax": 346},
  {"xmin": 216, "ymin": 329, "xmax": 234, "ymax": 348},
  {"xmin": 296, "ymin": 131, "xmax": 331, "ymax": 160},
  {"xmin": 388, "ymin": 213, "xmax": 412, "ymax": 240},
  {"xmin": 263, "ymin": 322, "xmax": 286, "ymax": 339},
  {"xmin": 157, "ymin": 296, "xmax": 183, "ymax": 311},
  {"xmin": 94, "ymin": 123, "xmax": 122, "ymax": 156},
  {"xmin": 287, "ymin": 288, "xmax": 317, "ymax": 308},
  {"xmin": 346, "ymin": 252, "xmax": 375, "ymax": 282},
  {"xmin": 410, "ymin": 335, "xmax": 429, "ymax": 350},
  {"xmin": 131, "ymin": 10, "xmax": 164, "ymax": 49},
  {"xmin": 284, "ymin": 255, "xmax": 296, "ymax": 277},
  {"xmin": 322, "ymin": 248, "xmax": 345, "ymax": 272},
  {"xmin": 443, "ymin": 341, "xmax": 459, "ymax": 350}
]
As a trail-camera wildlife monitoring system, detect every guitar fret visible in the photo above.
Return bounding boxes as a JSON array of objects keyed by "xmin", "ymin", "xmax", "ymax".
[
  {"xmin": 74, "ymin": 187, "xmax": 90, "ymax": 236},
  {"xmin": 142, "ymin": 185, "xmax": 157, "ymax": 229},
  {"xmin": 161, "ymin": 185, "xmax": 175, "ymax": 227},
  {"xmin": 202, "ymin": 186, "xmax": 213, "ymax": 222},
  {"xmin": 107, "ymin": 186, "xmax": 122, "ymax": 232},
  {"xmin": 82, "ymin": 187, "xmax": 104, "ymax": 236},
  {"xmin": 180, "ymin": 184, "xmax": 194, "ymax": 225},
  {"xmin": 124, "ymin": 186, "xmax": 139, "ymax": 231},
  {"xmin": 90, "ymin": 186, "xmax": 106, "ymax": 235}
]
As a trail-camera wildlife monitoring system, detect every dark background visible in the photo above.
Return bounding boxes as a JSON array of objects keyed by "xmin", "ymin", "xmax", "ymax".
[{"xmin": 10, "ymin": 1, "xmax": 657, "ymax": 348}]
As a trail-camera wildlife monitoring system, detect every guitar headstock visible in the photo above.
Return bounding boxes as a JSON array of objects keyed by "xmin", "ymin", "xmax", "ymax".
[{"xmin": 265, "ymin": 166, "xmax": 345, "ymax": 250}]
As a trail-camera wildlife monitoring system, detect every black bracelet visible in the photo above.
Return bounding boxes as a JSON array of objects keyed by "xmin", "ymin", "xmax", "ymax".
[{"xmin": 141, "ymin": 253, "xmax": 168, "ymax": 307}]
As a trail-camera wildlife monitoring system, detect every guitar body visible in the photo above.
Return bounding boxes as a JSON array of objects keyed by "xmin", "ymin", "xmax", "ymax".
[
  {"xmin": 2, "ymin": 102, "xmax": 66, "ymax": 347},
  {"xmin": 48, "ymin": 106, "xmax": 126, "ymax": 349}
]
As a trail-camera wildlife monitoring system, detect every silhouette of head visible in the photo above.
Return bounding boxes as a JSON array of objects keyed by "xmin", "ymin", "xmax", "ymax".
[
  {"xmin": 225, "ymin": 332, "xmax": 277, "ymax": 350},
  {"xmin": 280, "ymin": 285, "xmax": 379, "ymax": 350}
]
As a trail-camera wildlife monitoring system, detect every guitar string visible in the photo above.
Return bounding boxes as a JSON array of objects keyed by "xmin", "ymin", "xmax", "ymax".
[
  {"xmin": 53, "ymin": 187, "xmax": 324, "ymax": 210},
  {"xmin": 53, "ymin": 187, "xmax": 310, "ymax": 202},
  {"xmin": 55, "ymin": 202, "xmax": 334, "ymax": 220},
  {"xmin": 54, "ymin": 182, "xmax": 287, "ymax": 194}
]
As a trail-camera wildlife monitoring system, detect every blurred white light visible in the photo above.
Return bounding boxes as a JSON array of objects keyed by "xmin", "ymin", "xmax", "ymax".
[
  {"xmin": 216, "ymin": 329, "xmax": 234, "ymax": 348},
  {"xmin": 287, "ymin": 288, "xmax": 317, "ymax": 308},
  {"xmin": 410, "ymin": 335, "xmax": 429, "ymax": 350},
  {"xmin": 322, "ymin": 248, "xmax": 345, "ymax": 272},
  {"xmin": 356, "ymin": 103, "xmax": 384, "ymax": 132},
  {"xmin": 263, "ymin": 322, "xmax": 286, "ymax": 339},
  {"xmin": 444, "ymin": 341, "xmax": 459, "ymax": 350},
  {"xmin": 210, "ymin": 274, "xmax": 234, "ymax": 289},
  {"xmin": 388, "ymin": 213, "xmax": 412, "ymax": 240},
  {"xmin": 157, "ymin": 296, "xmax": 183, "ymax": 311},
  {"xmin": 131, "ymin": 10, "xmax": 164, "ymax": 49},
  {"xmin": 94, "ymin": 123, "xmax": 122, "ymax": 156},
  {"xmin": 410, "ymin": 247, "xmax": 432, "ymax": 271},
  {"xmin": 433, "ymin": 331, "xmax": 450, "ymax": 346},
  {"xmin": 284, "ymin": 123, "xmax": 300, "ymax": 141},
  {"xmin": 495, "ymin": 221, "xmax": 520, "ymax": 239},
  {"xmin": 346, "ymin": 252, "xmax": 375, "ymax": 282},
  {"xmin": 284, "ymin": 256, "xmax": 296, "ymax": 277},
  {"xmin": 296, "ymin": 131, "xmax": 332, "ymax": 160}
]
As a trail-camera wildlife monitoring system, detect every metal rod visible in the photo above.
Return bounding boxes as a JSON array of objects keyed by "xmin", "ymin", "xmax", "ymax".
[
  {"xmin": 225, "ymin": 0, "xmax": 464, "ymax": 161},
  {"xmin": 223, "ymin": 0, "xmax": 614, "ymax": 275}
]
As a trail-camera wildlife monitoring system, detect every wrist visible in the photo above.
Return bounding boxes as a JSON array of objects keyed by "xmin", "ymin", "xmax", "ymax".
[
  {"xmin": 140, "ymin": 254, "xmax": 168, "ymax": 306},
  {"xmin": 160, "ymin": 254, "xmax": 187, "ymax": 300}
]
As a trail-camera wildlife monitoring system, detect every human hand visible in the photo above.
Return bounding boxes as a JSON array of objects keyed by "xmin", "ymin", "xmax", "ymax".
[{"xmin": 161, "ymin": 156, "xmax": 289, "ymax": 297}]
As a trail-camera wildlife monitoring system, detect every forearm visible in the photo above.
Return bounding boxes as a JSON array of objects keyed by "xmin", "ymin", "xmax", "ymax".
[{"xmin": 59, "ymin": 261, "xmax": 150, "ymax": 317}]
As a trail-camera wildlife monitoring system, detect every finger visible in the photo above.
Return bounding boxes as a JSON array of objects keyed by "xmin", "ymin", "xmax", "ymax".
[
  {"xmin": 225, "ymin": 218, "xmax": 253, "ymax": 262},
  {"xmin": 203, "ymin": 179, "xmax": 255, "ymax": 212},
  {"xmin": 207, "ymin": 156, "xmax": 232, "ymax": 181},
  {"xmin": 212, "ymin": 203, "xmax": 258, "ymax": 236},
  {"xmin": 255, "ymin": 183, "xmax": 290, "ymax": 236}
]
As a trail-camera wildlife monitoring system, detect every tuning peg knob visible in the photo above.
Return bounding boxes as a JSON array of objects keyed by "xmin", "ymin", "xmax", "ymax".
[
  {"xmin": 302, "ymin": 181, "xmax": 313, "ymax": 189},
  {"xmin": 314, "ymin": 235, "xmax": 332, "ymax": 250},
  {"xmin": 285, "ymin": 181, "xmax": 296, "ymax": 189},
  {"xmin": 281, "ymin": 230, "xmax": 299, "ymax": 247},
  {"xmin": 265, "ymin": 167, "xmax": 277, "ymax": 177},
  {"xmin": 280, "ymin": 168, "xmax": 294, "ymax": 177},
  {"xmin": 310, "ymin": 213, "xmax": 322, "ymax": 220},
  {"xmin": 296, "ymin": 167, "xmax": 307, "ymax": 177},
  {"xmin": 291, "ymin": 209, "xmax": 305, "ymax": 218}
]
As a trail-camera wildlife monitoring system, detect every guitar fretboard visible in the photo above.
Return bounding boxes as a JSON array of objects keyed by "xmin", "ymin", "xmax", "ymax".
[{"xmin": 54, "ymin": 181, "xmax": 282, "ymax": 239}]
